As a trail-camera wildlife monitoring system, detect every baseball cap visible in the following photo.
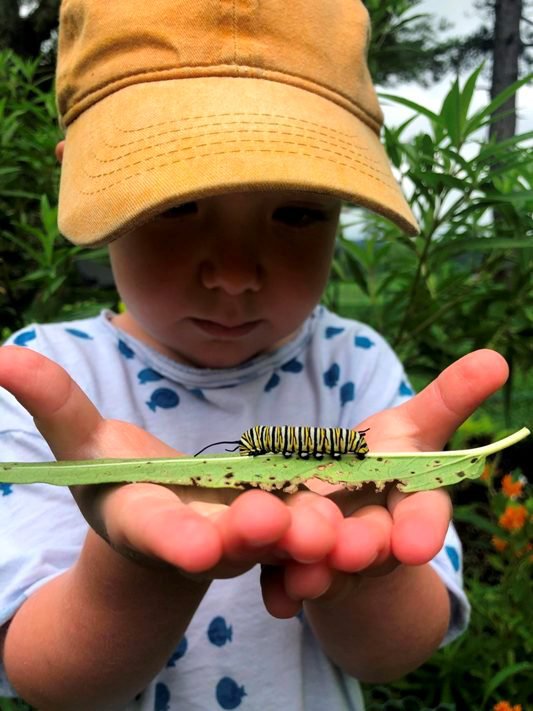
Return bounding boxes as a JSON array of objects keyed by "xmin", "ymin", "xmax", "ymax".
[{"xmin": 56, "ymin": 0, "xmax": 419, "ymax": 245}]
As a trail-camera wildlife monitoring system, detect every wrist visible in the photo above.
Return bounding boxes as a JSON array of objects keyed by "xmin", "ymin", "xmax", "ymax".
[{"xmin": 74, "ymin": 529, "xmax": 210, "ymax": 610}]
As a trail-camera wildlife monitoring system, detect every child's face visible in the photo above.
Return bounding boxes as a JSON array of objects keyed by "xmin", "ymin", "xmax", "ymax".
[{"xmin": 109, "ymin": 191, "xmax": 341, "ymax": 368}]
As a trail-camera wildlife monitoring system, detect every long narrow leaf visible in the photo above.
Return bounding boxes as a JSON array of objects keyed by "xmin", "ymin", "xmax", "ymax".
[
  {"xmin": 379, "ymin": 93, "xmax": 442, "ymax": 126},
  {"xmin": 0, "ymin": 429, "xmax": 529, "ymax": 494},
  {"xmin": 482, "ymin": 662, "xmax": 533, "ymax": 705},
  {"xmin": 466, "ymin": 73, "xmax": 533, "ymax": 134}
]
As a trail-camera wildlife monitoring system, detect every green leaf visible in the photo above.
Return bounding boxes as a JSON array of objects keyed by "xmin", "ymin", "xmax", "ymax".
[
  {"xmin": 440, "ymin": 76, "xmax": 461, "ymax": 147},
  {"xmin": 0, "ymin": 429, "xmax": 529, "ymax": 494},
  {"xmin": 379, "ymin": 93, "xmax": 442, "ymax": 126},
  {"xmin": 452, "ymin": 507, "xmax": 501, "ymax": 536},
  {"xmin": 482, "ymin": 661, "xmax": 533, "ymax": 705},
  {"xmin": 466, "ymin": 73, "xmax": 533, "ymax": 135},
  {"xmin": 459, "ymin": 63, "xmax": 485, "ymax": 135}
]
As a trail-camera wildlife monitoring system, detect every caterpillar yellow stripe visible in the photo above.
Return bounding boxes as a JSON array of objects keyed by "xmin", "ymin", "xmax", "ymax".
[{"xmin": 238, "ymin": 426, "xmax": 369, "ymax": 460}]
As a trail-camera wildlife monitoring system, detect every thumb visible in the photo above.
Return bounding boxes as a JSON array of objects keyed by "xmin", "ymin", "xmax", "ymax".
[
  {"xmin": 360, "ymin": 349, "xmax": 509, "ymax": 452},
  {"xmin": 0, "ymin": 345, "xmax": 176, "ymax": 460}
]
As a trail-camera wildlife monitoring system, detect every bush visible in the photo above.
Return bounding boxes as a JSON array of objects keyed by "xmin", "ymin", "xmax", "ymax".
[
  {"xmin": 328, "ymin": 65, "xmax": 533, "ymax": 426},
  {"xmin": 0, "ymin": 50, "xmax": 118, "ymax": 341},
  {"xmin": 363, "ymin": 458, "xmax": 532, "ymax": 710}
]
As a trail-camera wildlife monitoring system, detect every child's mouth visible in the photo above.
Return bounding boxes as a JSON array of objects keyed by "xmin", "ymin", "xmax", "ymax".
[{"xmin": 191, "ymin": 318, "xmax": 261, "ymax": 338}]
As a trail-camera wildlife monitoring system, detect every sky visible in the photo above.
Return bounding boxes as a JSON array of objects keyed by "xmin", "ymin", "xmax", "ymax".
[{"xmin": 378, "ymin": 0, "xmax": 533, "ymax": 135}]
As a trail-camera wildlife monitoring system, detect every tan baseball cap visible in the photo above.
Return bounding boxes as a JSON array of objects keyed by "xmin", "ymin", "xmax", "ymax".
[{"xmin": 56, "ymin": 0, "xmax": 419, "ymax": 245}]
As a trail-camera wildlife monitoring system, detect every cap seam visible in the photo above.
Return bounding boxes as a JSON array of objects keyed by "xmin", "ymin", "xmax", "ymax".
[{"xmin": 61, "ymin": 66, "xmax": 382, "ymax": 132}]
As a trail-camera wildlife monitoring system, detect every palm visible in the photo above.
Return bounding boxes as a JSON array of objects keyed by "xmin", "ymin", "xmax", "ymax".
[{"xmin": 0, "ymin": 345, "xmax": 509, "ymax": 616}]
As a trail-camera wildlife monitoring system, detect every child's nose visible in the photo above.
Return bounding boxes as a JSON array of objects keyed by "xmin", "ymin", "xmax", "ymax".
[{"xmin": 200, "ymin": 248, "xmax": 264, "ymax": 295}]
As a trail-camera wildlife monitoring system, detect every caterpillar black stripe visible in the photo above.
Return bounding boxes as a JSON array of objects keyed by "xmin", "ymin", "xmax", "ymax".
[{"xmin": 196, "ymin": 426, "xmax": 369, "ymax": 460}]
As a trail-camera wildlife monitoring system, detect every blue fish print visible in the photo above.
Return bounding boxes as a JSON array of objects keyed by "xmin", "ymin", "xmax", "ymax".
[
  {"xmin": 138, "ymin": 368, "xmax": 164, "ymax": 385},
  {"xmin": 1, "ymin": 483, "xmax": 13, "ymax": 497},
  {"xmin": 208, "ymin": 616, "xmax": 233, "ymax": 647},
  {"xmin": 216, "ymin": 677, "xmax": 247, "ymax": 710},
  {"xmin": 281, "ymin": 358, "xmax": 304, "ymax": 373},
  {"xmin": 399, "ymin": 380, "xmax": 414, "ymax": 397},
  {"xmin": 264, "ymin": 373, "xmax": 280, "ymax": 392},
  {"xmin": 445, "ymin": 545, "xmax": 460, "ymax": 572},
  {"xmin": 323, "ymin": 363, "xmax": 340, "ymax": 388},
  {"xmin": 167, "ymin": 636, "xmax": 188, "ymax": 666},
  {"xmin": 340, "ymin": 382, "xmax": 355, "ymax": 406},
  {"xmin": 154, "ymin": 682, "xmax": 171, "ymax": 711},
  {"xmin": 325, "ymin": 326, "xmax": 345, "ymax": 339},
  {"xmin": 65, "ymin": 328, "xmax": 93, "ymax": 340},
  {"xmin": 354, "ymin": 335, "xmax": 375, "ymax": 349},
  {"xmin": 118, "ymin": 339, "xmax": 135, "ymax": 359},
  {"xmin": 13, "ymin": 330, "xmax": 36, "ymax": 347},
  {"xmin": 146, "ymin": 388, "xmax": 180, "ymax": 412}
]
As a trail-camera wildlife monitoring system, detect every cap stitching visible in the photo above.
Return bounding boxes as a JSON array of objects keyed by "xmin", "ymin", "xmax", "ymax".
[
  {"xmin": 103, "ymin": 119, "xmax": 370, "ymax": 155},
  {"xmin": 93, "ymin": 128, "xmax": 392, "ymax": 183},
  {"xmin": 77, "ymin": 143, "xmax": 399, "ymax": 195},
  {"xmin": 110, "ymin": 111, "xmax": 372, "ymax": 145},
  {"xmin": 97, "ymin": 123, "xmax": 381, "ymax": 172}
]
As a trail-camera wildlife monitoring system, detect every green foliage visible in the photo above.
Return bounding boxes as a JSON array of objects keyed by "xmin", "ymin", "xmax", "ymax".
[
  {"xmin": 327, "ymin": 65, "xmax": 533, "ymax": 424},
  {"xmin": 364, "ymin": 0, "xmax": 459, "ymax": 86},
  {"xmin": 0, "ymin": 50, "xmax": 118, "ymax": 338},
  {"xmin": 364, "ymin": 463, "xmax": 533, "ymax": 710}
]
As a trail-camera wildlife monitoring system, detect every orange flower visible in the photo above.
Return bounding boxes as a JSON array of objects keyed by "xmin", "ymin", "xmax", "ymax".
[
  {"xmin": 501, "ymin": 474, "xmax": 525, "ymax": 498},
  {"xmin": 493, "ymin": 702, "xmax": 522, "ymax": 711},
  {"xmin": 498, "ymin": 505, "xmax": 528, "ymax": 532},
  {"xmin": 491, "ymin": 535, "xmax": 508, "ymax": 552}
]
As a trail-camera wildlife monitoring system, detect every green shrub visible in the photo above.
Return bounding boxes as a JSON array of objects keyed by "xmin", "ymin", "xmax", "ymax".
[
  {"xmin": 328, "ymin": 65, "xmax": 533, "ymax": 425},
  {"xmin": 0, "ymin": 50, "xmax": 118, "ymax": 340}
]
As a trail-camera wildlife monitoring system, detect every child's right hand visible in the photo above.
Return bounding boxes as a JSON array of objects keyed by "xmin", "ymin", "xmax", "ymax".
[{"xmin": 0, "ymin": 346, "xmax": 340, "ymax": 610}]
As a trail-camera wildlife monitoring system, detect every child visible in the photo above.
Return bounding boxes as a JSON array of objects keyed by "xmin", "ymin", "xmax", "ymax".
[{"xmin": 0, "ymin": 0, "xmax": 508, "ymax": 709}]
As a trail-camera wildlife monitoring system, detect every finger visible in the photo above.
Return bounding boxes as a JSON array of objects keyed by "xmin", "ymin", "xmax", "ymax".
[
  {"xmin": 328, "ymin": 506, "xmax": 392, "ymax": 572},
  {"xmin": 0, "ymin": 346, "xmax": 176, "ymax": 460},
  {"xmin": 278, "ymin": 492, "xmax": 340, "ymax": 563},
  {"xmin": 366, "ymin": 350, "xmax": 508, "ymax": 451},
  {"xmin": 260, "ymin": 565, "xmax": 302, "ymax": 619},
  {"xmin": 387, "ymin": 487, "xmax": 452, "ymax": 565},
  {"xmin": 55, "ymin": 140, "xmax": 65, "ymax": 164},
  {"xmin": 283, "ymin": 561, "xmax": 333, "ymax": 601},
  {"xmin": 101, "ymin": 483, "xmax": 223, "ymax": 573},
  {"xmin": 218, "ymin": 490, "xmax": 291, "ymax": 565}
]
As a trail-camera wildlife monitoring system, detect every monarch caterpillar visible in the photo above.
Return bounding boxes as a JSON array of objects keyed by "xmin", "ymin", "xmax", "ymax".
[{"xmin": 195, "ymin": 426, "xmax": 369, "ymax": 460}]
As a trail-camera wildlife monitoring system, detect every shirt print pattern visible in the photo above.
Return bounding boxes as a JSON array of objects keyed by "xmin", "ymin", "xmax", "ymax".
[{"xmin": 0, "ymin": 307, "xmax": 469, "ymax": 710}]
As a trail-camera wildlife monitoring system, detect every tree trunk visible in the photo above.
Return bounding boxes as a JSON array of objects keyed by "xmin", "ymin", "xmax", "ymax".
[{"xmin": 489, "ymin": 0, "xmax": 522, "ymax": 142}]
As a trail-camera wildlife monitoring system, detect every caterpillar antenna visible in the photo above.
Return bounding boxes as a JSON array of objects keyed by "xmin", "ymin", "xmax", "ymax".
[{"xmin": 194, "ymin": 440, "xmax": 240, "ymax": 457}]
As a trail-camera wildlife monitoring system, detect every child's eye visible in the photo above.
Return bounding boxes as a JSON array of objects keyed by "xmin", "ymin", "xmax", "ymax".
[
  {"xmin": 160, "ymin": 202, "xmax": 198, "ymax": 219},
  {"xmin": 273, "ymin": 206, "xmax": 329, "ymax": 228}
]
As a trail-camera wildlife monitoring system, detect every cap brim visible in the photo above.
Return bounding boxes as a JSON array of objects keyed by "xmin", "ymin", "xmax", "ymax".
[{"xmin": 58, "ymin": 77, "xmax": 418, "ymax": 245}]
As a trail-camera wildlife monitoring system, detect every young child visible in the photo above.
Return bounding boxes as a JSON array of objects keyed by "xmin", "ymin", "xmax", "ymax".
[{"xmin": 0, "ymin": 0, "xmax": 508, "ymax": 709}]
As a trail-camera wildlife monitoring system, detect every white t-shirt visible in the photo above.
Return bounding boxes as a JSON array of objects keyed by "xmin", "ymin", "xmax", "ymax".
[{"xmin": 0, "ymin": 306, "xmax": 469, "ymax": 710}]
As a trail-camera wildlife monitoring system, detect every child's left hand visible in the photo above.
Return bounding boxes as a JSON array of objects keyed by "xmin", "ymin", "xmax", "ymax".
[{"xmin": 261, "ymin": 349, "xmax": 509, "ymax": 617}]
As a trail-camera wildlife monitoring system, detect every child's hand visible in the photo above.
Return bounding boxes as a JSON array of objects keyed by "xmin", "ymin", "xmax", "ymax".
[
  {"xmin": 0, "ymin": 346, "xmax": 337, "ymax": 593},
  {"xmin": 262, "ymin": 349, "xmax": 509, "ymax": 616}
]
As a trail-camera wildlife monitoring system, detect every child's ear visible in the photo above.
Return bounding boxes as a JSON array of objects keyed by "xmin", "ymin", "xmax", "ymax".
[{"xmin": 55, "ymin": 141, "xmax": 65, "ymax": 164}]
